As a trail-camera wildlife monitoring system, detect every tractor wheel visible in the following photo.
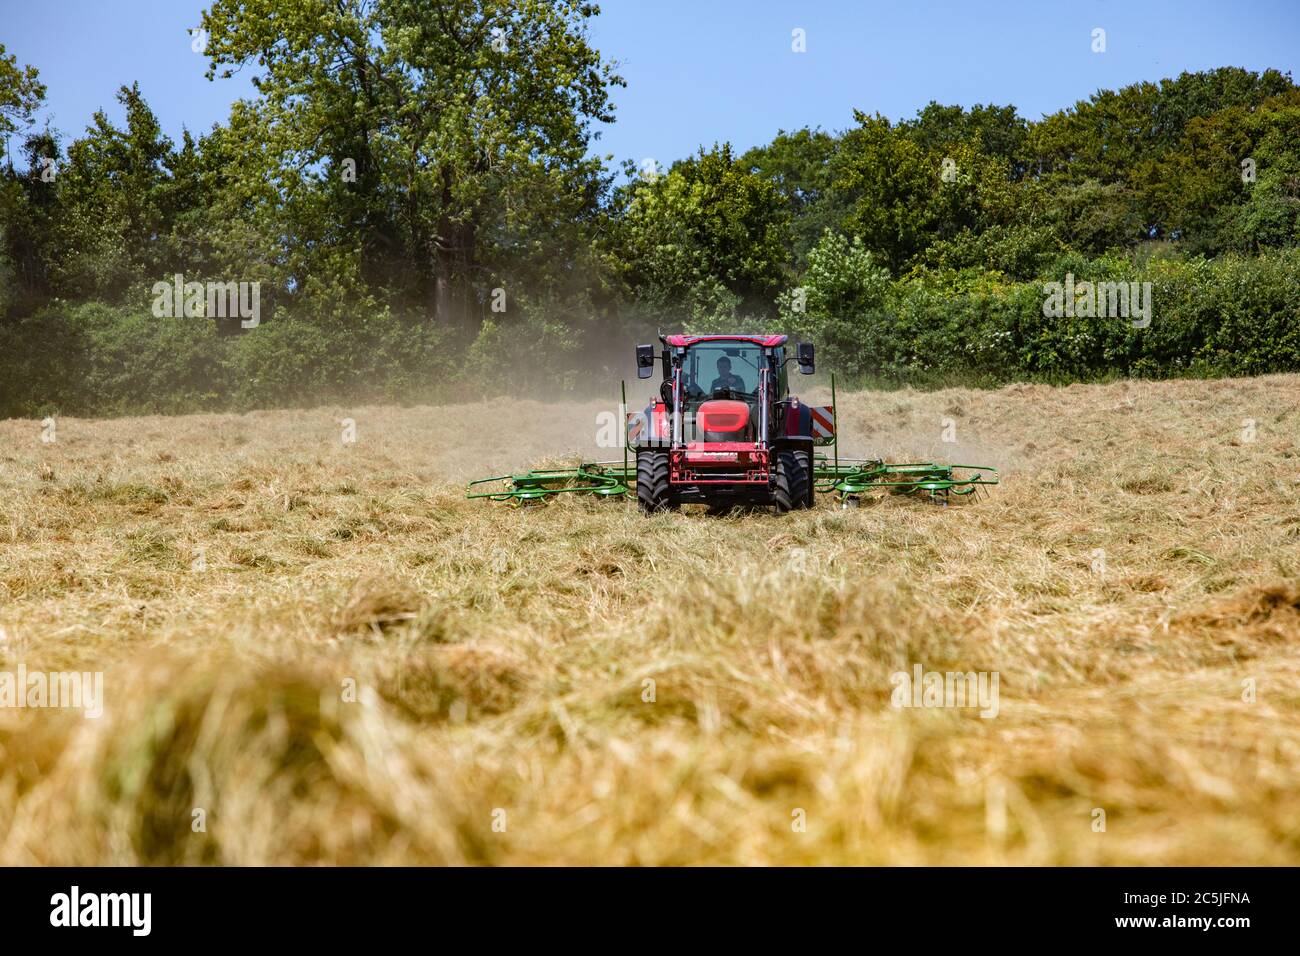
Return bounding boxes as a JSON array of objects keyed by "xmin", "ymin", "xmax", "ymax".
[
  {"xmin": 772, "ymin": 449, "xmax": 813, "ymax": 514},
  {"xmin": 796, "ymin": 449, "xmax": 815, "ymax": 508},
  {"xmin": 636, "ymin": 450, "xmax": 676, "ymax": 513}
]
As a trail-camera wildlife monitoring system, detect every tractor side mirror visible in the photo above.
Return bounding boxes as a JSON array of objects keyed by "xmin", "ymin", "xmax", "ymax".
[
  {"xmin": 635, "ymin": 344, "xmax": 655, "ymax": 379},
  {"xmin": 797, "ymin": 342, "xmax": 815, "ymax": 374}
]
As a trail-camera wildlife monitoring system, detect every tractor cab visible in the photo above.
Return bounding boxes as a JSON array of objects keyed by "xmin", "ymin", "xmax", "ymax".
[{"xmin": 680, "ymin": 338, "xmax": 769, "ymax": 441}]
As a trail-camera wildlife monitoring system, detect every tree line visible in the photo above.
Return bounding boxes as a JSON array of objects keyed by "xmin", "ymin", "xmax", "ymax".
[{"xmin": 1, "ymin": 1, "xmax": 1298, "ymax": 415}]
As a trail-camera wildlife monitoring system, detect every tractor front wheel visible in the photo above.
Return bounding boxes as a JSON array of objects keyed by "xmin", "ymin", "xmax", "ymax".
[
  {"xmin": 772, "ymin": 449, "xmax": 813, "ymax": 514},
  {"xmin": 636, "ymin": 450, "xmax": 677, "ymax": 513}
]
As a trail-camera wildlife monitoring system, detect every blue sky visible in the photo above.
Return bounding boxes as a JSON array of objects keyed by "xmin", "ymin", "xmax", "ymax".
[{"xmin": 4, "ymin": 0, "xmax": 1299, "ymax": 169}]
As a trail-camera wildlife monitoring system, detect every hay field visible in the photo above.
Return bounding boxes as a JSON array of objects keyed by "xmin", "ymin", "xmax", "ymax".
[{"xmin": 1, "ymin": 374, "xmax": 1299, "ymax": 865}]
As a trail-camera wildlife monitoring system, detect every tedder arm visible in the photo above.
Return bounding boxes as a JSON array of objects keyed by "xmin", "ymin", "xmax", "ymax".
[
  {"xmin": 806, "ymin": 372, "xmax": 998, "ymax": 503},
  {"xmin": 466, "ymin": 462, "xmax": 634, "ymax": 505},
  {"xmin": 813, "ymin": 457, "xmax": 998, "ymax": 501}
]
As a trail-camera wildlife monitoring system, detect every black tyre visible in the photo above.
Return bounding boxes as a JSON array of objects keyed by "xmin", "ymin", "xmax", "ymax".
[
  {"xmin": 636, "ymin": 450, "xmax": 676, "ymax": 513},
  {"xmin": 796, "ymin": 449, "xmax": 815, "ymax": 508},
  {"xmin": 772, "ymin": 448, "xmax": 813, "ymax": 514}
]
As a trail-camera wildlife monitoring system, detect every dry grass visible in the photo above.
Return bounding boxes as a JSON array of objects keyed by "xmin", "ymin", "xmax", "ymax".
[{"xmin": 1, "ymin": 374, "xmax": 1299, "ymax": 865}]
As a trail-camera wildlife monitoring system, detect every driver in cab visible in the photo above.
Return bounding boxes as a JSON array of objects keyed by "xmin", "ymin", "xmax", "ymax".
[{"xmin": 710, "ymin": 356, "xmax": 746, "ymax": 393}]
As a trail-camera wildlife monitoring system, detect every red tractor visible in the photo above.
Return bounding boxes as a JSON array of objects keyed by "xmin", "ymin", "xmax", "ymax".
[{"xmin": 628, "ymin": 333, "xmax": 826, "ymax": 514}]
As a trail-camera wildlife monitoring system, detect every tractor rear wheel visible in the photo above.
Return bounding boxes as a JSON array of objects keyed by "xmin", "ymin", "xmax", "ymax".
[
  {"xmin": 772, "ymin": 449, "xmax": 813, "ymax": 514},
  {"xmin": 636, "ymin": 450, "xmax": 677, "ymax": 513}
]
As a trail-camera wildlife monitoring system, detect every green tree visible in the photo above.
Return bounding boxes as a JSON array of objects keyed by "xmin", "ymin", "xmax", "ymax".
[
  {"xmin": 831, "ymin": 112, "xmax": 935, "ymax": 273},
  {"xmin": 0, "ymin": 42, "xmax": 45, "ymax": 159},
  {"xmin": 200, "ymin": 0, "xmax": 624, "ymax": 327},
  {"xmin": 48, "ymin": 84, "xmax": 177, "ymax": 299},
  {"xmin": 0, "ymin": 44, "xmax": 48, "ymax": 318},
  {"xmin": 1, "ymin": 131, "xmax": 64, "ymax": 317},
  {"xmin": 1028, "ymin": 68, "xmax": 1293, "ymax": 185},
  {"xmin": 1028, "ymin": 67, "xmax": 1296, "ymax": 240},
  {"xmin": 1139, "ymin": 89, "xmax": 1300, "ymax": 253},
  {"xmin": 900, "ymin": 101, "xmax": 1029, "ymax": 173},
  {"xmin": 613, "ymin": 143, "xmax": 789, "ymax": 323},
  {"xmin": 1039, "ymin": 179, "xmax": 1145, "ymax": 256},
  {"xmin": 777, "ymin": 230, "xmax": 890, "ymax": 375},
  {"xmin": 832, "ymin": 112, "xmax": 1017, "ymax": 273},
  {"xmin": 741, "ymin": 127, "xmax": 846, "ymax": 267}
]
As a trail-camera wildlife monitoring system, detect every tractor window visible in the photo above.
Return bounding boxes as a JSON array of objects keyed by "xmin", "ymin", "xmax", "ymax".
[{"xmin": 685, "ymin": 344, "xmax": 764, "ymax": 397}]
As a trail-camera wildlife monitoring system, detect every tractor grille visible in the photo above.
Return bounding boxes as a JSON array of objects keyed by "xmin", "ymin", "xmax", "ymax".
[{"xmin": 671, "ymin": 446, "xmax": 769, "ymax": 484}]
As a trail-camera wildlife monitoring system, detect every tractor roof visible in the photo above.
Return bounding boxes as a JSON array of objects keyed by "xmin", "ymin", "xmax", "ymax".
[{"xmin": 662, "ymin": 334, "xmax": 787, "ymax": 348}]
